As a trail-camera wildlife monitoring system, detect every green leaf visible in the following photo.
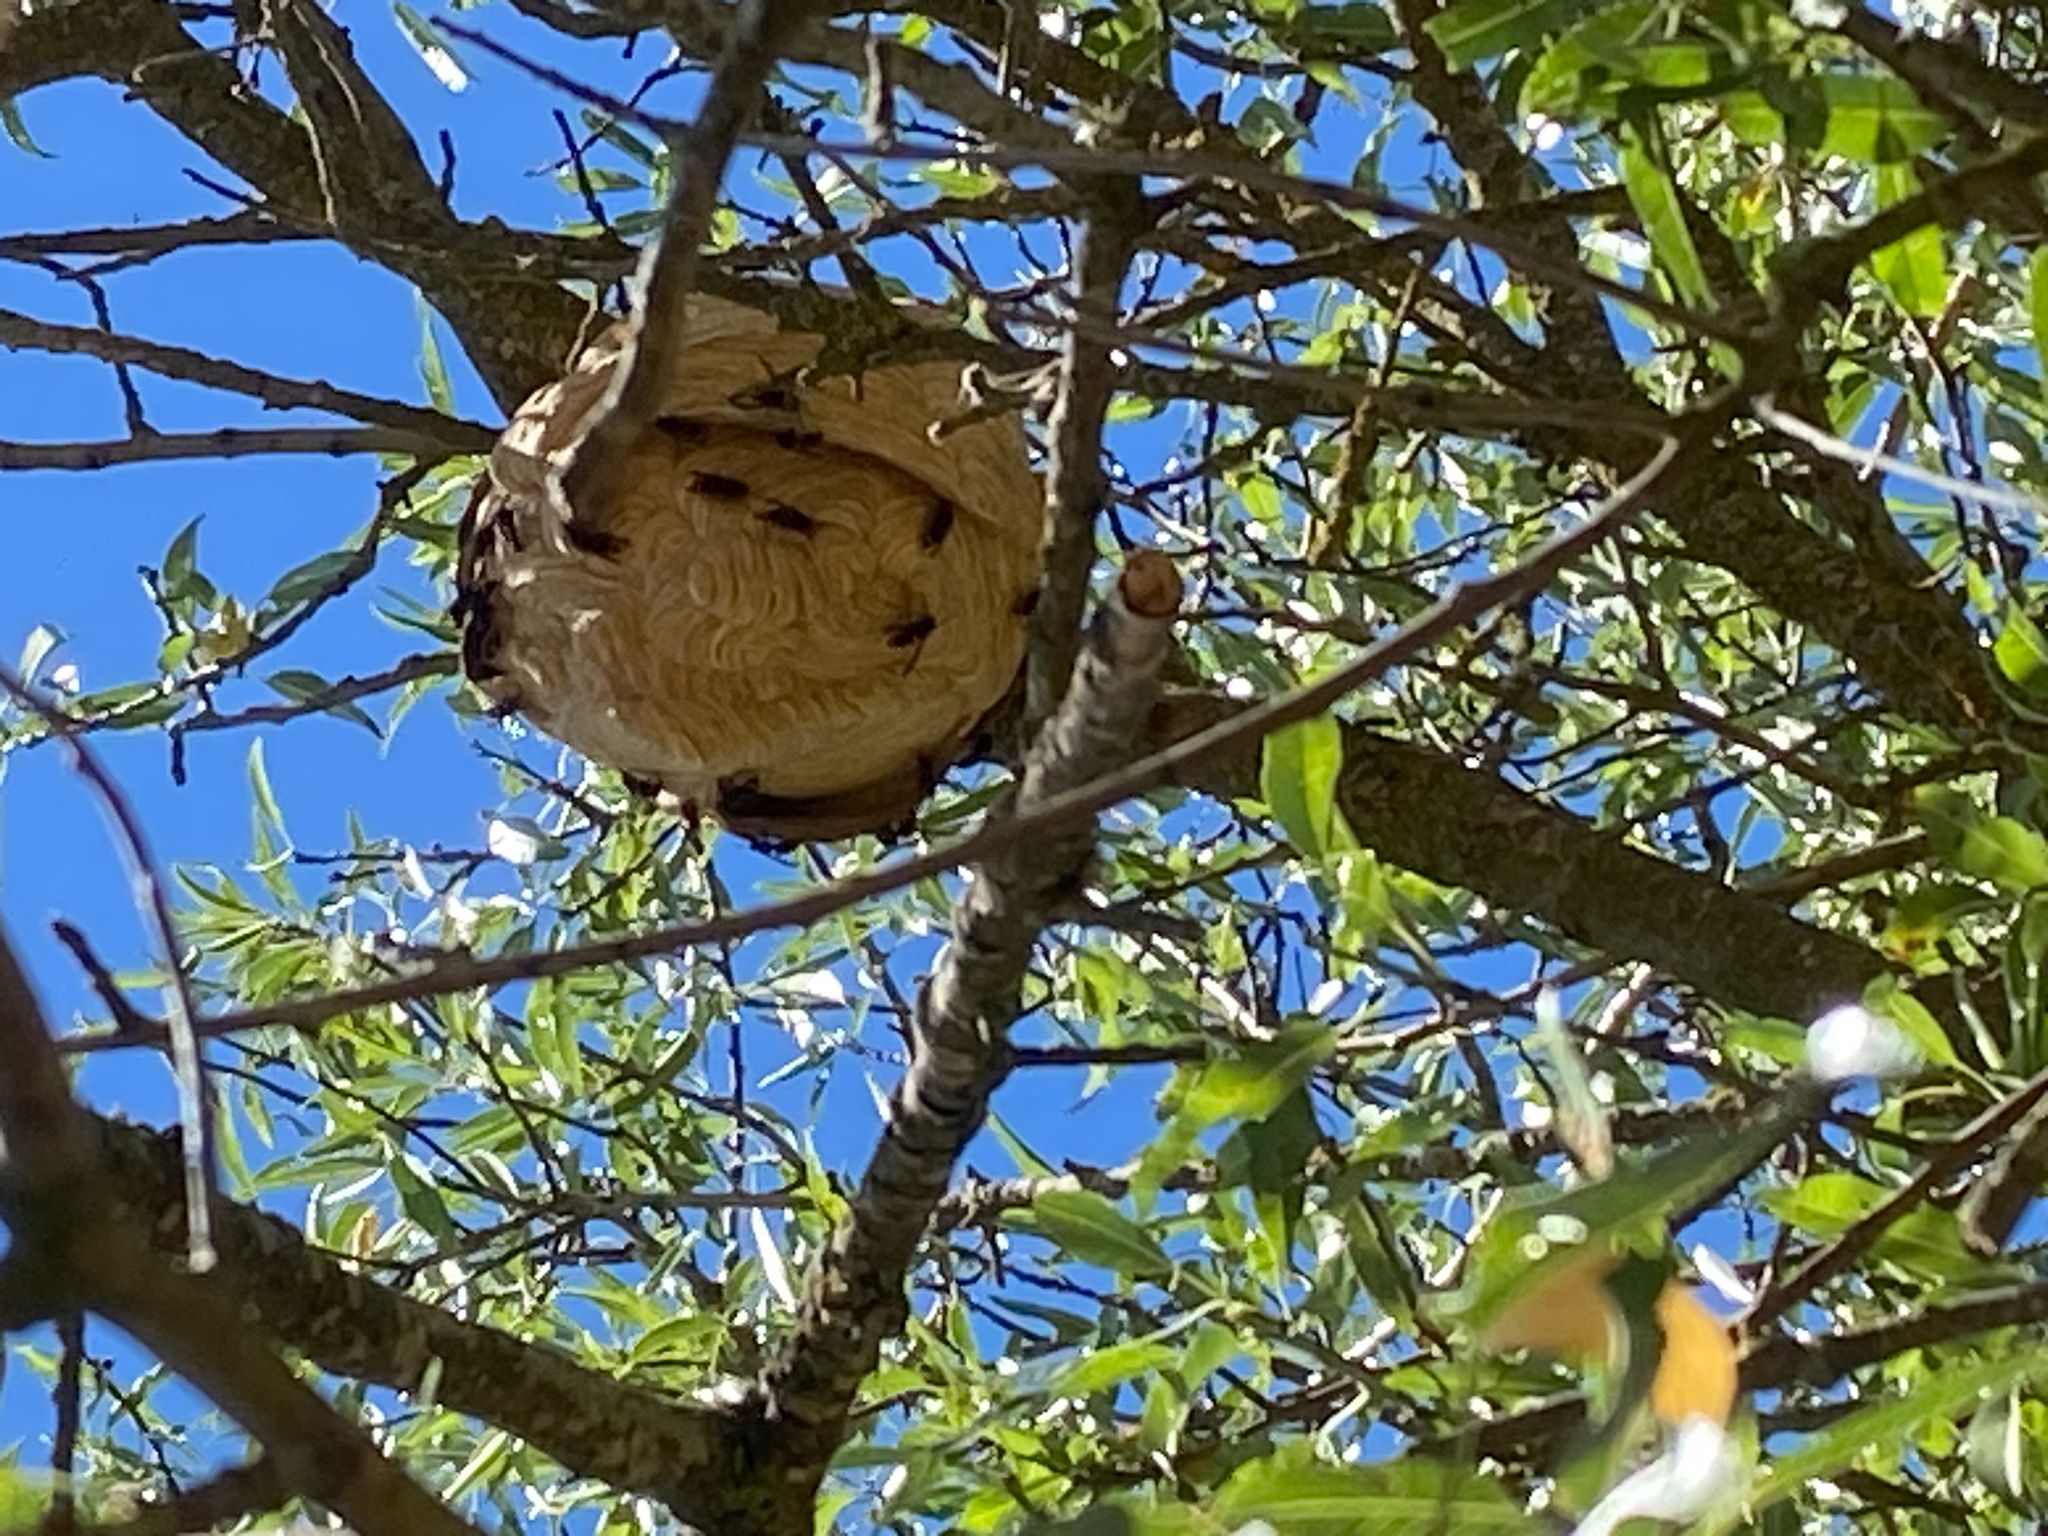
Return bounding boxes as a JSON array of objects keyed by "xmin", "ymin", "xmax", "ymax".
[
  {"xmin": 579, "ymin": 110, "xmax": 661, "ymax": 169},
  {"xmin": 1917, "ymin": 790, "xmax": 2048, "ymax": 895},
  {"xmin": 1425, "ymin": 0, "xmax": 1593, "ymax": 70},
  {"xmin": 417, "ymin": 296, "xmax": 454, "ymax": 415},
  {"xmin": 1725, "ymin": 75, "xmax": 1947, "ymax": 165},
  {"xmin": 1048, "ymin": 1339, "xmax": 1178, "ymax": 1397},
  {"xmin": 1760, "ymin": 1172, "xmax": 1983, "ymax": 1281},
  {"xmin": 1962, "ymin": 818, "xmax": 2048, "ymax": 896},
  {"xmin": 1183, "ymin": 1023, "xmax": 1336, "ymax": 1126},
  {"xmin": 1964, "ymin": 1389, "xmax": 2028, "ymax": 1505},
  {"xmin": 265, "ymin": 548, "xmax": 362, "ymax": 613},
  {"xmin": 1871, "ymin": 164, "xmax": 1947, "ymax": 319},
  {"xmin": 1440, "ymin": 1091, "xmax": 1811, "ymax": 1336},
  {"xmin": 16, "ymin": 623, "xmax": 64, "ymax": 685},
  {"xmin": 162, "ymin": 517, "xmax": 203, "ymax": 599},
  {"xmin": 1995, "ymin": 605, "xmax": 2048, "ymax": 699},
  {"xmin": 1260, "ymin": 713, "xmax": 1346, "ymax": 858},
  {"xmin": 1032, "ymin": 1189, "xmax": 1173, "ymax": 1280},
  {"xmin": 2031, "ymin": 249, "xmax": 2048, "ymax": 387},
  {"xmin": 1295, "ymin": 5, "xmax": 1398, "ymax": 48},
  {"xmin": 987, "ymin": 1109, "xmax": 1059, "ymax": 1178},
  {"xmin": 247, "ymin": 738, "xmax": 284, "ymax": 838},
  {"xmin": 1520, "ymin": 2, "xmax": 1725, "ymax": 123},
  {"xmin": 267, "ymin": 670, "xmax": 381, "ymax": 736},
  {"xmin": 1228, "ymin": 1087, "xmax": 1321, "ymax": 1273},
  {"xmin": 1815, "ymin": 74, "xmax": 1948, "ymax": 163},
  {"xmin": 392, "ymin": 1, "xmax": 469, "ymax": 92},
  {"xmin": 1618, "ymin": 121, "xmax": 1711, "ymax": 310},
  {"xmin": 71, "ymin": 686, "xmax": 183, "ymax": 728},
  {"xmin": 1138, "ymin": 1375, "xmax": 1183, "ymax": 1453},
  {"xmin": 1178, "ymin": 1320, "xmax": 1240, "ymax": 1386},
  {"xmin": 1748, "ymin": 1352, "xmax": 2048, "ymax": 1512},
  {"xmin": 1, "ymin": 99, "xmax": 53, "ymax": 159},
  {"xmin": 1215, "ymin": 1452, "xmax": 1539, "ymax": 1531},
  {"xmin": 1238, "ymin": 97, "xmax": 1308, "ymax": 153},
  {"xmin": 443, "ymin": 1429, "xmax": 513, "ymax": 1501},
  {"xmin": 1863, "ymin": 976, "xmax": 1961, "ymax": 1072}
]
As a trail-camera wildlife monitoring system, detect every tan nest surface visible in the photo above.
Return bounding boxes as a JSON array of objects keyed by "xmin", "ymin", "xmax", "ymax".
[{"xmin": 456, "ymin": 295, "xmax": 1042, "ymax": 842}]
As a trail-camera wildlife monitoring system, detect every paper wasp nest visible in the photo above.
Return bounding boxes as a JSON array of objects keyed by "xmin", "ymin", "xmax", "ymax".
[{"xmin": 456, "ymin": 295, "xmax": 1041, "ymax": 842}]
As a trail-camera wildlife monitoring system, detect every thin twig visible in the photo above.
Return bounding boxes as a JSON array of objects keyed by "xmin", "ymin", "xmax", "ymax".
[
  {"xmin": 175, "ymin": 652, "xmax": 457, "ymax": 740},
  {"xmin": 438, "ymin": 19, "xmax": 1746, "ymax": 346},
  {"xmin": 0, "ymin": 665, "xmax": 215, "ymax": 1270},
  {"xmin": 0, "ymin": 427, "xmax": 468, "ymax": 470},
  {"xmin": 1755, "ymin": 395, "xmax": 2048, "ymax": 518},
  {"xmin": 47, "ymin": 1312, "xmax": 85, "ymax": 1536},
  {"xmin": 1744, "ymin": 1056, "xmax": 2048, "ymax": 1328},
  {"xmin": 0, "ymin": 306, "xmax": 497, "ymax": 446}
]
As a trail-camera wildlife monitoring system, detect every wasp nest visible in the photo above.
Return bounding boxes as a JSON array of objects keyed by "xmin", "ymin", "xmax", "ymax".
[{"xmin": 456, "ymin": 295, "xmax": 1042, "ymax": 843}]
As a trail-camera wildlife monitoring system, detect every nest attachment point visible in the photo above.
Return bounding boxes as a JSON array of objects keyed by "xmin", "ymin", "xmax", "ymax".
[{"xmin": 456, "ymin": 295, "xmax": 1042, "ymax": 843}]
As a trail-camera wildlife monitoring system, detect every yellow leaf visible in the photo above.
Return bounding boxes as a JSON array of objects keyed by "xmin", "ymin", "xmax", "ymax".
[
  {"xmin": 1481, "ymin": 1246, "xmax": 1620, "ymax": 1364},
  {"xmin": 1649, "ymin": 1283, "xmax": 1738, "ymax": 1427}
]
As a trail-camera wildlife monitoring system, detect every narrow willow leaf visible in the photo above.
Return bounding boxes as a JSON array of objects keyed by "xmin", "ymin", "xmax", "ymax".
[
  {"xmin": 2032, "ymin": 249, "xmax": 2048, "ymax": 385},
  {"xmin": 1048, "ymin": 1339, "xmax": 1178, "ymax": 1397},
  {"xmin": 1995, "ymin": 604, "xmax": 2048, "ymax": 698},
  {"xmin": 1032, "ymin": 1189, "xmax": 1172, "ymax": 1280},
  {"xmin": 1215, "ymin": 1454, "xmax": 1539, "ymax": 1532},
  {"xmin": 1260, "ymin": 713, "xmax": 1345, "ymax": 858},
  {"xmin": 1746, "ymin": 1353, "xmax": 2048, "ymax": 1513},
  {"xmin": 1871, "ymin": 164, "xmax": 1947, "ymax": 318},
  {"xmin": 1183, "ymin": 1023, "xmax": 1335, "ymax": 1126},
  {"xmin": 1, "ymin": 99, "xmax": 53, "ymax": 158},
  {"xmin": 392, "ymin": 1, "xmax": 468, "ymax": 92},
  {"xmin": 1618, "ymin": 122, "xmax": 1711, "ymax": 309},
  {"xmin": 1442, "ymin": 1089, "xmax": 1815, "ymax": 1336},
  {"xmin": 1425, "ymin": 0, "xmax": 1591, "ymax": 70},
  {"xmin": 417, "ymin": 295, "xmax": 454, "ymax": 414}
]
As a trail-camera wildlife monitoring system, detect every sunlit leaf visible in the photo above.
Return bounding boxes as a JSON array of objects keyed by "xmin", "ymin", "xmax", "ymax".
[
  {"xmin": 1425, "ymin": 0, "xmax": 1594, "ymax": 70},
  {"xmin": 393, "ymin": 1, "xmax": 468, "ymax": 92},
  {"xmin": 1260, "ymin": 713, "xmax": 1347, "ymax": 859},
  {"xmin": 1031, "ymin": 1190, "xmax": 1173, "ymax": 1280},
  {"xmin": 1871, "ymin": 164, "xmax": 1947, "ymax": 319},
  {"xmin": 1618, "ymin": 121, "xmax": 1711, "ymax": 310},
  {"xmin": 1750, "ymin": 1352, "xmax": 2048, "ymax": 1511}
]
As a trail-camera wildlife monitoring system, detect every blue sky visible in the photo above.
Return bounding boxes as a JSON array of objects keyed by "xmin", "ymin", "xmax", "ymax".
[
  {"xmin": 1, "ymin": 5, "xmax": 1422, "ymax": 1192},
  {"xmin": 0, "ymin": 1, "xmax": 1821, "ymax": 1515},
  {"xmin": 0, "ymin": 6, "xmax": 1240, "ymax": 1487}
]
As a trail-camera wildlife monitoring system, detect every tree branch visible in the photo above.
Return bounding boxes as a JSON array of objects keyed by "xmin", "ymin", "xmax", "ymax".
[
  {"xmin": 1023, "ymin": 180, "xmax": 1150, "ymax": 728},
  {"xmin": 560, "ymin": 0, "xmax": 830, "ymax": 522},
  {"xmin": 86, "ymin": 1116, "xmax": 752, "ymax": 1530},
  {"xmin": 0, "ymin": 306, "xmax": 497, "ymax": 447},
  {"xmin": 0, "ymin": 928, "xmax": 486, "ymax": 1536},
  {"xmin": 0, "ymin": 427, "xmax": 468, "ymax": 470},
  {"xmin": 8, "ymin": 0, "xmax": 585, "ymax": 407},
  {"xmin": 750, "ymin": 553, "xmax": 1184, "ymax": 1518}
]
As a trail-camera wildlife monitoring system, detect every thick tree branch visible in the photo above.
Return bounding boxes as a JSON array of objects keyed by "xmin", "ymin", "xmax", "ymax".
[
  {"xmin": 1154, "ymin": 696, "xmax": 1901, "ymax": 1028},
  {"xmin": 0, "ymin": 930, "xmax": 486, "ymax": 1536},
  {"xmin": 260, "ymin": 0, "xmax": 448, "ymax": 233},
  {"xmin": 751, "ymin": 554, "xmax": 1184, "ymax": 1520},
  {"xmin": 87, "ymin": 1117, "xmax": 752, "ymax": 1531},
  {"xmin": 1834, "ymin": 9, "xmax": 2048, "ymax": 133}
]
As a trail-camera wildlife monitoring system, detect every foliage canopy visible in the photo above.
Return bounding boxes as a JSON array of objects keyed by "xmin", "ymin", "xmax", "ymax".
[{"xmin": 10, "ymin": 0, "xmax": 2048, "ymax": 1532}]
